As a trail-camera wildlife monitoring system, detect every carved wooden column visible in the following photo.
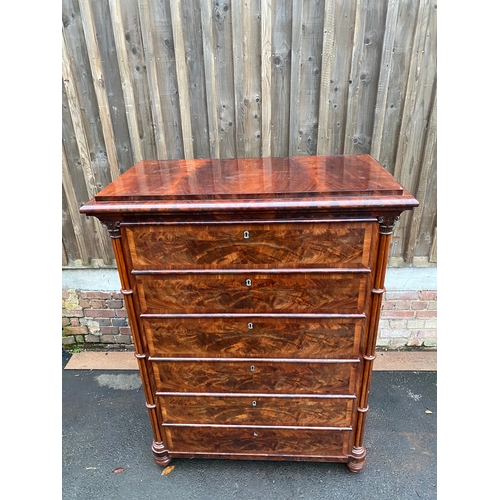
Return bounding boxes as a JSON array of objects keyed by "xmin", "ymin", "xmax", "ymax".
[
  {"xmin": 348, "ymin": 215, "xmax": 399, "ymax": 472},
  {"xmin": 102, "ymin": 221, "xmax": 171, "ymax": 466}
]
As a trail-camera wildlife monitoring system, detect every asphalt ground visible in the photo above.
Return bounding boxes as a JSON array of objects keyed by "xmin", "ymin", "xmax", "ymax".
[{"xmin": 62, "ymin": 350, "xmax": 437, "ymax": 499}]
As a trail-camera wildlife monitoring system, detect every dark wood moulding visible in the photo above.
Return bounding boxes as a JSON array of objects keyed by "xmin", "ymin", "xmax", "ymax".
[{"xmin": 80, "ymin": 155, "xmax": 418, "ymax": 472}]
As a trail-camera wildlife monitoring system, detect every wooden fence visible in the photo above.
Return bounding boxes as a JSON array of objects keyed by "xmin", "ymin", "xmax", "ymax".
[{"xmin": 62, "ymin": 0, "xmax": 437, "ymax": 268}]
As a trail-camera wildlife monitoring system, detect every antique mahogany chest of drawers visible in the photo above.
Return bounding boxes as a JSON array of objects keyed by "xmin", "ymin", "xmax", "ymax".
[{"xmin": 80, "ymin": 155, "xmax": 418, "ymax": 471}]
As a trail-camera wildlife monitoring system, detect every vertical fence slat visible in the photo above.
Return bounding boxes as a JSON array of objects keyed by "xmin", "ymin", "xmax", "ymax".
[
  {"xmin": 344, "ymin": 0, "xmax": 387, "ymax": 155},
  {"xmin": 169, "ymin": 0, "xmax": 194, "ymax": 158},
  {"xmin": 391, "ymin": 0, "xmax": 436, "ymax": 261},
  {"xmin": 261, "ymin": 0, "xmax": 273, "ymax": 157},
  {"xmin": 109, "ymin": 0, "xmax": 144, "ymax": 162},
  {"xmin": 62, "ymin": 145, "xmax": 90, "ymax": 266},
  {"xmin": 371, "ymin": 0, "xmax": 419, "ymax": 174},
  {"xmin": 78, "ymin": 0, "xmax": 120, "ymax": 180},
  {"xmin": 270, "ymin": 0, "xmax": 292, "ymax": 157},
  {"xmin": 317, "ymin": 0, "xmax": 357, "ymax": 156},
  {"xmin": 138, "ymin": 0, "xmax": 168, "ymax": 159}
]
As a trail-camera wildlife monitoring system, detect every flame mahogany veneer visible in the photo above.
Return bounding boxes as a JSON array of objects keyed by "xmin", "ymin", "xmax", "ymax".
[{"xmin": 80, "ymin": 155, "xmax": 418, "ymax": 472}]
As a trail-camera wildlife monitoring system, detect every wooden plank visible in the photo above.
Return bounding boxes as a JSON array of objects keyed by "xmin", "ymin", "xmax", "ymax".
[
  {"xmin": 115, "ymin": 0, "xmax": 157, "ymax": 160},
  {"xmin": 232, "ymin": 0, "xmax": 262, "ymax": 158},
  {"xmin": 407, "ymin": 86, "xmax": 437, "ymax": 261},
  {"xmin": 261, "ymin": 0, "xmax": 273, "ymax": 157},
  {"xmin": 145, "ymin": 0, "xmax": 184, "ymax": 160},
  {"xmin": 429, "ymin": 225, "xmax": 437, "ymax": 263},
  {"xmin": 62, "ymin": 145, "xmax": 90, "ymax": 266},
  {"xmin": 391, "ymin": 0, "xmax": 436, "ymax": 260},
  {"xmin": 270, "ymin": 0, "xmax": 292, "ymax": 157},
  {"xmin": 344, "ymin": 0, "xmax": 387, "ymax": 155},
  {"xmin": 138, "ymin": 0, "xmax": 168, "ymax": 159},
  {"xmin": 109, "ymin": 0, "xmax": 144, "ymax": 162},
  {"xmin": 289, "ymin": 0, "xmax": 325, "ymax": 156},
  {"xmin": 317, "ymin": 0, "xmax": 357, "ymax": 155},
  {"xmin": 371, "ymin": 0, "xmax": 419, "ymax": 174},
  {"xmin": 90, "ymin": 0, "xmax": 134, "ymax": 174},
  {"xmin": 200, "ymin": 1, "xmax": 220, "ymax": 159},
  {"xmin": 182, "ymin": 0, "xmax": 211, "ymax": 158},
  {"xmin": 201, "ymin": 1, "xmax": 237, "ymax": 159},
  {"xmin": 78, "ymin": 0, "xmax": 120, "ymax": 181}
]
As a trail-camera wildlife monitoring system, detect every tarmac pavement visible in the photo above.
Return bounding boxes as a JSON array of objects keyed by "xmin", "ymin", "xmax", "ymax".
[{"xmin": 62, "ymin": 349, "xmax": 437, "ymax": 500}]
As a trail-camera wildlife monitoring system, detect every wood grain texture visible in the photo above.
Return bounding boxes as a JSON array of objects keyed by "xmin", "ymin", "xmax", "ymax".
[
  {"xmin": 135, "ymin": 272, "xmax": 367, "ymax": 314},
  {"xmin": 143, "ymin": 317, "xmax": 363, "ymax": 359},
  {"xmin": 153, "ymin": 359, "xmax": 356, "ymax": 394},
  {"xmin": 160, "ymin": 395, "xmax": 354, "ymax": 427},
  {"xmin": 125, "ymin": 221, "xmax": 375, "ymax": 270},
  {"xmin": 166, "ymin": 426, "xmax": 349, "ymax": 457}
]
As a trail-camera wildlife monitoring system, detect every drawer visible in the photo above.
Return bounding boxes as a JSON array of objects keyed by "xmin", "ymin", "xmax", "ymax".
[
  {"xmin": 165, "ymin": 426, "xmax": 351, "ymax": 458},
  {"xmin": 123, "ymin": 221, "xmax": 377, "ymax": 270},
  {"xmin": 153, "ymin": 360, "xmax": 357, "ymax": 395},
  {"xmin": 159, "ymin": 395, "xmax": 354, "ymax": 427},
  {"xmin": 135, "ymin": 272, "xmax": 368, "ymax": 314},
  {"xmin": 143, "ymin": 317, "xmax": 364, "ymax": 359}
]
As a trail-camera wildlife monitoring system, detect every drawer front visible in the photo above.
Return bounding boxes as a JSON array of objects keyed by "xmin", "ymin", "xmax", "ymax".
[
  {"xmin": 135, "ymin": 272, "xmax": 368, "ymax": 314},
  {"xmin": 144, "ymin": 317, "xmax": 363, "ymax": 359},
  {"xmin": 160, "ymin": 395, "xmax": 354, "ymax": 427},
  {"xmin": 166, "ymin": 426, "xmax": 350, "ymax": 458},
  {"xmin": 153, "ymin": 360, "xmax": 357, "ymax": 395},
  {"xmin": 124, "ymin": 221, "xmax": 377, "ymax": 270}
]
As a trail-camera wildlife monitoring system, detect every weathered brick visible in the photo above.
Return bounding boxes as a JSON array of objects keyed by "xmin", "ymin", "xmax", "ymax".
[
  {"xmin": 62, "ymin": 336, "xmax": 75, "ymax": 345},
  {"xmin": 406, "ymin": 319, "xmax": 426, "ymax": 329},
  {"xmin": 90, "ymin": 299, "xmax": 106, "ymax": 309},
  {"xmin": 119, "ymin": 327, "xmax": 132, "ymax": 336},
  {"xmin": 410, "ymin": 301, "xmax": 427, "ymax": 310},
  {"xmin": 115, "ymin": 309, "xmax": 129, "ymax": 318},
  {"xmin": 419, "ymin": 291, "xmax": 437, "ymax": 301},
  {"xmin": 101, "ymin": 334, "xmax": 132, "ymax": 344},
  {"xmin": 96, "ymin": 318, "xmax": 112, "ymax": 326},
  {"xmin": 84, "ymin": 291, "xmax": 111, "ymax": 299},
  {"xmin": 101, "ymin": 326, "xmax": 120, "ymax": 335},
  {"xmin": 415, "ymin": 310, "xmax": 437, "ymax": 319},
  {"xmin": 79, "ymin": 299, "xmax": 91, "ymax": 309},
  {"xmin": 385, "ymin": 291, "xmax": 419, "ymax": 301},
  {"xmin": 389, "ymin": 338, "xmax": 408, "ymax": 348},
  {"xmin": 423, "ymin": 338, "xmax": 437, "ymax": 347},
  {"xmin": 424, "ymin": 319, "xmax": 437, "ymax": 329},
  {"xmin": 74, "ymin": 335, "xmax": 85, "ymax": 343},
  {"xmin": 84, "ymin": 309, "xmax": 116, "ymax": 318},
  {"xmin": 62, "ymin": 309, "xmax": 84, "ymax": 318},
  {"xmin": 111, "ymin": 318, "xmax": 128, "ymax": 327},
  {"xmin": 428, "ymin": 300, "xmax": 437, "ymax": 310},
  {"xmin": 381, "ymin": 310, "xmax": 414, "ymax": 319},
  {"xmin": 106, "ymin": 300, "xmax": 124, "ymax": 309},
  {"xmin": 85, "ymin": 334, "xmax": 101, "ymax": 343},
  {"xmin": 417, "ymin": 329, "xmax": 437, "ymax": 338},
  {"xmin": 381, "ymin": 300, "xmax": 397, "ymax": 310},
  {"xmin": 394, "ymin": 300, "xmax": 411, "ymax": 310},
  {"xmin": 407, "ymin": 337, "xmax": 423, "ymax": 347},
  {"xmin": 62, "ymin": 318, "xmax": 71, "ymax": 327},
  {"xmin": 63, "ymin": 326, "xmax": 88, "ymax": 335}
]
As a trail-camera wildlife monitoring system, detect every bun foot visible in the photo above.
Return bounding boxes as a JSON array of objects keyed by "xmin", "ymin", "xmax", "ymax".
[
  {"xmin": 151, "ymin": 440, "xmax": 171, "ymax": 466},
  {"xmin": 347, "ymin": 446, "xmax": 366, "ymax": 472}
]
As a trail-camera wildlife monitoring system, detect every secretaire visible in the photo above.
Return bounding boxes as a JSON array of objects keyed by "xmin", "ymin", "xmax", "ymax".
[{"xmin": 80, "ymin": 155, "xmax": 418, "ymax": 471}]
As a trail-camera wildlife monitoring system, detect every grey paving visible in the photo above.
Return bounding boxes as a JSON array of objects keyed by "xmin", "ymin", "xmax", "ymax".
[{"xmin": 62, "ymin": 350, "xmax": 437, "ymax": 500}]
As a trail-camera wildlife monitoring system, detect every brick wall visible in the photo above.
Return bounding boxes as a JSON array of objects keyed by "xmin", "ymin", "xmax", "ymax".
[{"xmin": 62, "ymin": 288, "xmax": 437, "ymax": 349}]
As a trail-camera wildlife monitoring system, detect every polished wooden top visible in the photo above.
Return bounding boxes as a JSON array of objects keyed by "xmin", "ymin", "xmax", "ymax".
[{"xmin": 80, "ymin": 155, "xmax": 418, "ymax": 218}]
